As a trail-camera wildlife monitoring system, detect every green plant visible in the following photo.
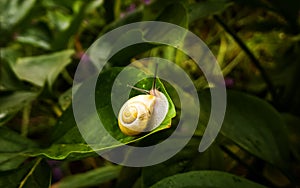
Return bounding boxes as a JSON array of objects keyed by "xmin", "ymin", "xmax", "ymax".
[{"xmin": 0, "ymin": 0, "xmax": 299, "ymax": 187}]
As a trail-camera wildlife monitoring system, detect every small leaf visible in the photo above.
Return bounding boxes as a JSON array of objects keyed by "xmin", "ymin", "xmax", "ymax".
[
  {"xmin": 150, "ymin": 171, "xmax": 266, "ymax": 188},
  {"xmin": 55, "ymin": 165, "xmax": 121, "ymax": 188},
  {"xmin": 16, "ymin": 27, "xmax": 51, "ymax": 50},
  {"xmin": 12, "ymin": 50, "xmax": 74, "ymax": 88}
]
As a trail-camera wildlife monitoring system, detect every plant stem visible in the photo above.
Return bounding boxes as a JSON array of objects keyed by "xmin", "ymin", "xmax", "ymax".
[
  {"xmin": 18, "ymin": 158, "xmax": 42, "ymax": 188},
  {"xmin": 114, "ymin": 0, "xmax": 121, "ymax": 19},
  {"xmin": 21, "ymin": 103, "xmax": 31, "ymax": 137},
  {"xmin": 214, "ymin": 15, "xmax": 278, "ymax": 102},
  {"xmin": 62, "ymin": 68, "xmax": 73, "ymax": 85}
]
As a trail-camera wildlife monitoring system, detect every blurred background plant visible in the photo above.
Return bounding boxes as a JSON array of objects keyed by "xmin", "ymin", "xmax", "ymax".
[{"xmin": 0, "ymin": 0, "xmax": 299, "ymax": 187}]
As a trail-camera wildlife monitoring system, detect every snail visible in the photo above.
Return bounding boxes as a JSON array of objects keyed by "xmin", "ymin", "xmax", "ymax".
[{"xmin": 118, "ymin": 65, "xmax": 169, "ymax": 136}]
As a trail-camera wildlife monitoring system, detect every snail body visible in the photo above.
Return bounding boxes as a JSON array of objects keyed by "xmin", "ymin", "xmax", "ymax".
[{"xmin": 118, "ymin": 68, "xmax": 169, "ymax": 136}]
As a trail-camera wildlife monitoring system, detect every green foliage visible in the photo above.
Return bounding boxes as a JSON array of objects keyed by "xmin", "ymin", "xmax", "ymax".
[
  {"xmin": 56, "ymin": 165, "xmax": 121, "ymax": 188},
  {"xmin": 221, "ymin": 91, "xmax": 289, "ymax": 168},
  {"xmin": 0, "ymin": 0, "xmax": 299, "ymax": 187},
  {"xmin": 26, "ymin": 67, "xmax": 176, "ymax": 160},
  {"xmin": 0, "ymin": 91, "xmax": 38, "ymax": 125},
  {"xmin": 150, "ymin": 171, "xmax": 267, "ymax": 188},
  {"xmin": 198, "ymin": 90, "xmax": 290, "ymax": 168},
  {"xmin": 0, "ymin": 158, "xmax": 51, "ymax": 188},
  {"xmin": 0, "ymin": 127, "xmax": 37, "ymax": 171}
]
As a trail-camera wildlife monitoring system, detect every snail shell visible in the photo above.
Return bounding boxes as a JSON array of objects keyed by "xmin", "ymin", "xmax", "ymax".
[{"xmin": 118, "ymin": 89, "xmax": 169, "ymax": 136}]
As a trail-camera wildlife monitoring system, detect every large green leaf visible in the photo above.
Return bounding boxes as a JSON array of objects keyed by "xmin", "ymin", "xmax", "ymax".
[
  {"xmin": 55, "ymin": 165, "xmax": 121, "ymax": 188},
  {"xmin": 150, "ymin": 171, "xmax": 266, "ymax": 188},
  {"xmin": 0, "ymin": 158, "xmax": 51, "ymax": 188},
  {"xmin": 0, "ymin": 127, "xmax": 37, "ymax": 171},
  {"xmin": 199, "ymin": 90, "xmax": 290, "ymax": 168},
  {"xmin": 222, "ymin": 91, "xmax": 289, "ymax": 167},
  {"xmin": 12, "ymin": 50, "xmax": 74, "ymax": 88},
  {"xmin": 27, "ymin": 67, "xmax": 176, "ymax": 160}
]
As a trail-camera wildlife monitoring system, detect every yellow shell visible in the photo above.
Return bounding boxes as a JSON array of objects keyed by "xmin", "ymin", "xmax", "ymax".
[
  {"xmin": 118, "ymin": 95, "xmax": 156, "ymax": 136},
  {"xmin": 118, "ymin": 89, "xmax": 169, "ymax": 136}
]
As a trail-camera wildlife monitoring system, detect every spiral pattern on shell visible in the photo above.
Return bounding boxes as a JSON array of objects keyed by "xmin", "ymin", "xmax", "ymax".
[
  {"xmin": 122, "ymin": 102, "xmax": 150, "ymax": 124},
  {"xmin": 118, "ymin": 95, "xmax": 156, "ymax": 136}
]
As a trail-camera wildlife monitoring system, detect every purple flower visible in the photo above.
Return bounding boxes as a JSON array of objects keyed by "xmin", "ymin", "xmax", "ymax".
[
  {"xmin": 120, "ymin": 12, "xmax": 125, "ymax": 18},
  {"xmin": 225, "ymin": 77, "xmax": 234, "ymax": 88},
  {"xmin": 52, "ymin": 167, "xmax": 64, "ymax": 182},
  {"xmin": 127, "ymin": 4, "xmax": 136, "ymax": 12},
  {"xmin": 143, "ymin": 0, "xmax": 151, "ymax": 5},
  {"xmin": 47, "ymin": 160, "xmax": 64, "ymax": 182}
]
